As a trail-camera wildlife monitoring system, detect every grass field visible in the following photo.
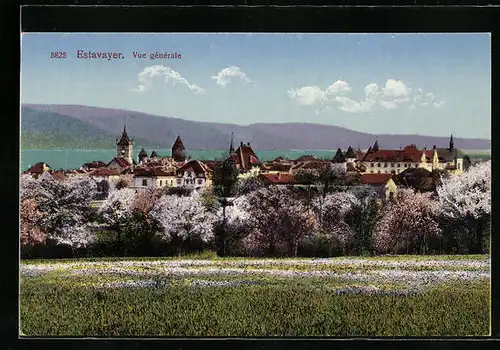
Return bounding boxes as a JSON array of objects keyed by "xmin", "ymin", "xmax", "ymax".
[{"xmin": 20, "ymin": 255, "xmax": 491, "ymax": 337}]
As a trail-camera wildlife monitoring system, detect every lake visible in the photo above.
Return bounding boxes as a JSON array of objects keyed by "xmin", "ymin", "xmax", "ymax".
[{"xmin": 20, "ymin": 148, "xmax": 491, "ymax": 172}]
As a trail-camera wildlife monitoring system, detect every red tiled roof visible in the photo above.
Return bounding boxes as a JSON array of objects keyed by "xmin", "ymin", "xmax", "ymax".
[
  {"xmin": 107, "ymin": 157, "xmax": 131, "ymax": 168},
  {"xmin": 82, "ymin": 161, "xmax": 107, "ymax": 169},
  {"xmin": 260, "ymin": 173, "xmax": 295, "ymax": 184},
  {"xmin": 298, "ymin": 161, "xmax": 330, "ymax": 170},
  {"xmin": 265, "ymin": 163, "xmax": 292, "ymax": 172},
  {"xmin": 233, "ymin": 144, "xmax": 261, "ymax": 170},
  {"xmin": 360, "ymin": 173, "xmax": 392, "ymax": 185},
  {"xmin": 89, "ymin": 168, "xmax": 121, "ymax": 176},
  {"xmin": 362, "ymin": 145, "xmax": 423, "ymax": 163},
  {"xmin": 26, "ymin": 162, "xmax": 49, "ymax": 174},
  {"xmin": 177, "ymin": 160, "xmax": 209, "ymax": 177},
  {"xmin": 296, "ymin": 155, "xmax": 316, "ymax": 162}
]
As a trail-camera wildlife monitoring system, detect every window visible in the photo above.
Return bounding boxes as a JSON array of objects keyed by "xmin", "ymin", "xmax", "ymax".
[
  {"xmin": 197, "ymin": 179, "xmax": 203, "ymax": 185},
  {"xmin": 384, "ymin": 163, "xmax": 388, "ymax": 168},
  {"xmin": 371, "ymin": 163, "xmax": 374, "ymax": 167},
  {"xmin": 391, "ymin": 163, "xmax": 395, "ymax": 167},
  {"xmin": 389, "ymin": 192, "xmax": 395, "ymax": 202},
  {"xmin": 377, "ymin": 163, "xmax": 381, "ymax": 167},
  {"xmin": 177, "ymin": 179, "xmax": 182, "ymax": 185},
  {"xmin": 378, "ymin": 170, "xmax": 381, "ymax": 174},
  {"xmin": 142, "ymin": 179, "xmax": 147, "ymax": 186},
  {"xmin": 397, "ymin": 163, "xmax": 400, "ymax": 168},
  {"xmin": 370, "ymin": 169, "xmax": 374, "ymax": 173},
  {"xmin": 160, "ymin": 180, "xmax": 162, "ymax": 186},
  {"xmin": 404, "ymin": 163, "xmax": 408, "ymax": 168}
]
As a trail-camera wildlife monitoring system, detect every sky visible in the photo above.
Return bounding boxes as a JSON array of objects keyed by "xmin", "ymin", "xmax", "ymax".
[{"xmin": 21, "ymin": 33, "xmax": 491, "ymax": 139}]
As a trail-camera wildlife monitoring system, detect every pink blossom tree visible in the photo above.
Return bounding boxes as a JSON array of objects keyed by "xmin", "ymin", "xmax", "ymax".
[
  {"xmin": 20, "ymin": 198, "xmax": 46, "ymax": 246},
  {"xmin": 436, "ymin": 160, "xmax": 491, "ymax": 253},
  {"xmin": 373, "ymin": 188, "xmax": 442, "ymax": 254},
  {"xmin": 244, "ymin": 186, "xmax": 317, "ymax": 257}
]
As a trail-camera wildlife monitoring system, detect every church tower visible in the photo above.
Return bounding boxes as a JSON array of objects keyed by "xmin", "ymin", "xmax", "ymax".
[
  {"xmin": 172, "ymin": 135, "xmax": 186, "ymax": 162},
  {"xmin": 116, "ymin": 124, "xmax": 134, "ymax": 165},
  {"xmin": 449, "ymin": 134, "xmax": 454, "ymax": 151}
]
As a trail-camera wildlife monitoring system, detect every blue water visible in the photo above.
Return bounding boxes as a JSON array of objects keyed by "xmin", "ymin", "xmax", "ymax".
[
  {"xmin": 20, "ymin": 148, "xmax": 490, "ymax": 172},
  {"xmin": 20, "ymin": 149, "xmax": 338, "ymax": 171}
]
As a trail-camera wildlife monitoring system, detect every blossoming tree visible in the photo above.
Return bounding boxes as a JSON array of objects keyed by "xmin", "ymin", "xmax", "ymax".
[
  {"xmin": 150, "ymin": 191, "xmax": 216, "ymax": 253},
  {"xmin": 436, "ymin": 160, "xmax": 491, "ymax": 253},
  {"xmin": 244, "ymin": 186, "xmax": 317, "ymax": 257},
  {"xmin": 373, "ymin": 188, "xmax": 442, "ymax": 254}
]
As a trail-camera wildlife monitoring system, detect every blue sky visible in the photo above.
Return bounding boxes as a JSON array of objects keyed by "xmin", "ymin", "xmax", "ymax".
[{"xmin": 21, "ymin": 33, "xmax": 491, "ymax": 139}]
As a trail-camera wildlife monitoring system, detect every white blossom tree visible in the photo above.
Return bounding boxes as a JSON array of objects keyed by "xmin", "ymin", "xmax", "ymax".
[
  {"xmin": 20, "ymin": 198, "xmax": 46, "ymax": 246},
  {"xmin": 33, "ymin": 176, "xmax": 98, "ymax": 247},
  {"xmin": 373, "ymin": 188, "xmax": 442, "ymax": 254},
  {"xmin": 98, "ymin": 188, "xmax": 137, "ymax": 250},
  {"xmin": 436, "ymin": 160, "xmax": 491, "ymax": 253},
  {"xmin": 150, "ymin": 191, "xmax": 216, "ymax": 248},
  {"xmin": 312, "ymin": 191, "xmax": 358, "ymax": 253}
]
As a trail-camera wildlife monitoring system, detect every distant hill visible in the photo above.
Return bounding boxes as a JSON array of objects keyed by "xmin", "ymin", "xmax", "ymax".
[{"xmin": 21, "ymin": 104, "xmax": 491, "ymax": 150}]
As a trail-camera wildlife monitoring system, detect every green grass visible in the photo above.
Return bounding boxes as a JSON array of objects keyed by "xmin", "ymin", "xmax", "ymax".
[{"xmin": 20, "ymin": 255, "xmax": 491, "ymax": 337}]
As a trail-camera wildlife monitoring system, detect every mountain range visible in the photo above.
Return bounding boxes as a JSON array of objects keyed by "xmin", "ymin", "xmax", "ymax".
[{"xmin": 21, "ymin": 104, "xmax": 491, "ymax": 151}]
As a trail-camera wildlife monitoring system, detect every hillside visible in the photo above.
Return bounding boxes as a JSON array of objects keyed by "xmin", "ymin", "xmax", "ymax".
[{"xmin": 21, "ymin": 104, "xmax": 491, "ymax": 150}]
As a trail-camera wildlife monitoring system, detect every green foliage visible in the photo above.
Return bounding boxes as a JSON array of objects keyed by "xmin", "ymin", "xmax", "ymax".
[{"xmin": 212, "ymin": 158, "xmax": 239, "ymax": 199}]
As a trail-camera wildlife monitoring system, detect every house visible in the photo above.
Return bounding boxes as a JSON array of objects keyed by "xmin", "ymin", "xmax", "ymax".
[
  {"xmin": 132, "ymin": 168, "xmax": 177, "ymax": 188},
  {"xmin": 259, "ymin": 173, "xmax": 296, "ymax": 186},
  {"xmin": 88, "ymin": 168, "xmax": 122, "ymax": 193},
  {"xmin": 359, "ymin": 173, "xmax": 398, "ymax": 202},
  {"xmin": 176, "ymin": 160, "xmax": 212, "ymax": 190},
  {"xmin": 231, "ymin": 142, "xmax": 262, "ymax": 172},
  {"xmin": 24, "ymin": 162, "xmax": 51, "ymax": 177},
  {"xmin": 107, "ymin": 157, "xmax": 133, "ymax": 171},
  {"xmin": 394, "ymin": 167, "xmax": 439, "ymax": 193},
  {"xmin": 359, "ymin": 136, "xmax": 468, "ymax": 176},
  {"xmin": 80, "ymin": 161, "xmax": 107, "ymax": 172}
]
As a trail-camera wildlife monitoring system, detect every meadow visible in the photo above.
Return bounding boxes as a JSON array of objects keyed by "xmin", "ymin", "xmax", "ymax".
[{"xmin": 20, "ymin": 254, "xmax": 490, "ymax": 337}]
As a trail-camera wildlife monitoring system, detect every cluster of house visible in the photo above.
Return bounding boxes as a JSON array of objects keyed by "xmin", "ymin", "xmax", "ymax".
[{"xmin": 23, "ymin": 125, "xmax": 471, "ymax": 201}]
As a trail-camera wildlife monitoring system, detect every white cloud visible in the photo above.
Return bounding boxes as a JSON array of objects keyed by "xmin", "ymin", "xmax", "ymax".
[
  {"xmin": 288, "ymin": 79, "xmax": 444, "ymax": 114},
  {"xmin": 212, "ymin": 65, "xmax": 251, "ymax": 87},
  {"xmin": 379, "ymin": 100, "xmax": 398, "ymax": 110},
  {"xmin": 381, "ymin": 79, "xmax": 412, "ymax": 98},
  {"xmin": 134, "ymin": 65, "xmax": 204, "ymax": 94},
  {"xmin": 364, "ymin": 83, "xmax": 380, "ymax": 98},
  {"xmin": 326, "ymin": 80, "xmax": 352, "ymax": 96},
  {"xmin": 288, "ymin": 86, "xmax": 327, "ymax": 106},
  {"xmin": 336, "ymin": 96, "xmax": 376, "ymax": 113}
]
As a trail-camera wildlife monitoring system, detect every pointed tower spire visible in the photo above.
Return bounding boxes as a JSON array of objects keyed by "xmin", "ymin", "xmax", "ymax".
[
  {"xmin": 372, "ymin": 138, "xmax": 379, "ymax": 152},
  {"xmin": 229, "ymin": 132, "xmax": 235, "ymax": 154},
  {"xmin": 449, "ymin": 134, "xmax": 454, "ymax": 151}
]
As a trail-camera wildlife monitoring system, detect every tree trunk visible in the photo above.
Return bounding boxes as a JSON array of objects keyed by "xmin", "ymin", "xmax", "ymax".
[
  {"xmin": 294, "ymin": 242, "xmax": 299, "ymax": 257},
  {"xmin": 116, "ymin": 228, "xmax": 122, "ymax": 257},
  {"xmin": 473, "ymin": 218, "xmax": 484, "ymax": 254}
]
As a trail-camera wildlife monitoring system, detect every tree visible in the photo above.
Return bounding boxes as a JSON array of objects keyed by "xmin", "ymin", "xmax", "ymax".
[
  {"xmin": 236, "ymin": 176, "xmax": 264, "ymax": 196},
  {"xmin": 115, "ymin": 178, "xmax": 130, "ymax": 190},
  {"xmin": 373, "ymin": 188, "xmax": 442, "ymax": 254},
  {"xmin": 436, "ymin": 160, "xmax": 491, "ymax": 253},
  {"xmin": 20, "ymin": 198, "xmax": 46, "ymax": 246},
  {"xmin": 32, "ymin": 176, "xmax": 97, "ymax": 248},
  {"xmin": 150, "ymin": 192, "xmax": 216, "ymax": 254},
  {"xmin": 312, "ymin": 191, "xmax": 357, "ymax": 255},
  {"xmin": 244, "ymin": 186, "xmax": 317, "ymax": 257},
  {"xmin": 214, "ymin": 196, "xmax": 252, "ymax": 256},
  {"xmin": 343, "ymin": 185, "xmax": 380, "ymax": 255},
  {"xmin": 211, "ymin": 157, "xmax": 240, "ymax": 256},
  {"xmin": 98, "ymin": 188, "xmax": 136, "ymax": 254}
]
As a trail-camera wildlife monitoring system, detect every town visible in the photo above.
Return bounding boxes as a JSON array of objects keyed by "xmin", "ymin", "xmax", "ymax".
[{"xmin": 23, "ymin": 125, "xmax": 473, "ymax": 202}]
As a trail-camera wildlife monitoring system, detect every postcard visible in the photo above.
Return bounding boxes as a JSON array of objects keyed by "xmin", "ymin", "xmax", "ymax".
[{"xmin": 19, "ymin": 32, "xmax": 491, "ymax": 337}]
